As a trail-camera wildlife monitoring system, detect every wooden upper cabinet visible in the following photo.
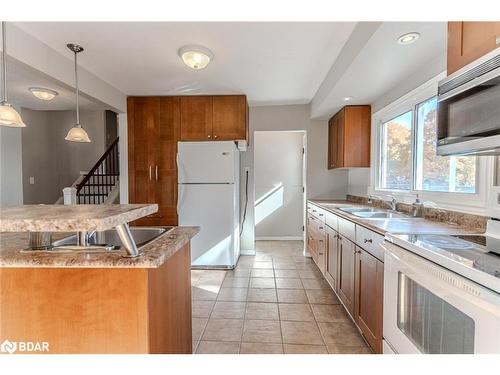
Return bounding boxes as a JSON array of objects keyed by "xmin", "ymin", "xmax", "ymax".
[
  {"xmin": 328, "ymin": 106, "xmax": 370, "ymax": 169},
  {"xmin": 355, "ymin": 247, "xmax": 384, "ymax": 353},
  {"xmin": 180, "ymin": 96, "xmax": 213, "ymax": 141},
  {"xmin": 212, "ymin": 95, "xmax": 247, "ymax": 141},
  {"xmin": 180, "ymin": 95, "xmax": 248, "ymax": 142},
  {"xmin": 447, "ymin": 22, "xmax": 500, "ymax": 75}
]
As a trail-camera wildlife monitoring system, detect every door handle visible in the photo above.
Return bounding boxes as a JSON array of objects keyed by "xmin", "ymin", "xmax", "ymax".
[
  {"xmin": 149, "ymin": 165, "xmax": 152, "ymax": 181},
  {"xmin": 155, "ymin": 165, "xmax": 158, "ymax": 181}
]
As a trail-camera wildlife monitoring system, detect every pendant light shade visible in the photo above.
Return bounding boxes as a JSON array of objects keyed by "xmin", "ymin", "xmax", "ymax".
[
  {"xmin": 0, "ymin": 103, "xmax": 26, "ymax": 127},
  {"xmin": 65, "ymin": 43, "xmax": 90, "ymax": 143},
  {"xmin": 65, "ymin": 125, "xmax": 91, "ymax": 142},
  {"xmin": 0, "ymin": 22, "xmax": 26, "ymax": 128}
]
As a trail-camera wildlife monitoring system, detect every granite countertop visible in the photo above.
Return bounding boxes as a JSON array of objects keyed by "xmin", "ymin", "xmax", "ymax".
[
  {"xmin": 308, "ymin": 199, "xmax": 483, "ymax": 236},
  {"xmin": 0, "ymin": 204, "xmax": 158, "ymax": 232},
  {"xmin": 0, "ymin": 226, "xmax": 199, "ymax": 268}
]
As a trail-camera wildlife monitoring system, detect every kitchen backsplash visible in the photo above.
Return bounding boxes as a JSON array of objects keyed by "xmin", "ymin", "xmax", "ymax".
[{"xmin": 346, "ymin": 194, "xmax": 489, "ymax": 231}]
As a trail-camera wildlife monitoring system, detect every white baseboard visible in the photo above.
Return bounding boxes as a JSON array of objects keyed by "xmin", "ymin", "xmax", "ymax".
[
  {"xmin": 255, "ymin": 236, "xmax": 303, "ymax": 241},
  {"xmin": 240, "ymin": 249, "xmax": 256, "ymax": 255}
]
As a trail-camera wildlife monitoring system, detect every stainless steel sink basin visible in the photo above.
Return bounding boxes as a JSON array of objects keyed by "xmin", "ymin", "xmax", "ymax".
[
  {"xmin": 339, "ymin": 207, "xmax": 381, "ymax": 213},
  {"xmin": 352, "ymin": 211, "xmax": 410, "ymax": 219},
  {"xmin": 49, "ymin": 227, "xmax": 172, "ymax": 252}
]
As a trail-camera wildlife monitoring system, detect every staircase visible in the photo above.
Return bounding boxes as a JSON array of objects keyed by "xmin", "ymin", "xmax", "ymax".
[{"xmin": 76, "ymin": 137, "xmax": 120, "ymax": 204}]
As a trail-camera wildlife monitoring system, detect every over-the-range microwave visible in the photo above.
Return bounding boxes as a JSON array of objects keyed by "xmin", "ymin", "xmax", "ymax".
[{"xmin": 437, "ymin": 46, "xmax": 500, "ymax": 156}]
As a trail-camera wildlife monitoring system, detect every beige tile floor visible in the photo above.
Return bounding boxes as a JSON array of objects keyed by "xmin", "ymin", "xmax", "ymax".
[{"xmin": 191, "ymin": 240, "xmax": 372, "ymax": 354}]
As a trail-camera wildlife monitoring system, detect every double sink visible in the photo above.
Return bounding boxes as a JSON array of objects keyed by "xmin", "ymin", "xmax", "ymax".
[{"xmin": 339, "ymin": 206, "xmax": 413, "ymax": 219}]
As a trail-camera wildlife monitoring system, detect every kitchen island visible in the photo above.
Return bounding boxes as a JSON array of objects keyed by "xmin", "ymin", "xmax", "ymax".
[{"xmin": 0, "ymin": 204, "xmax": 199, "ymax": 354}]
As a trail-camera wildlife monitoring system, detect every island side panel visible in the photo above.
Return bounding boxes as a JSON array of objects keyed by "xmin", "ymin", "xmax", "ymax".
[
  {"xmin": 0, "ymin": 267, "xmax": 150, "ymax": 354},
  {"xmin": 147, "ymin": 243, "xmax": 192, "ymax": 354}
]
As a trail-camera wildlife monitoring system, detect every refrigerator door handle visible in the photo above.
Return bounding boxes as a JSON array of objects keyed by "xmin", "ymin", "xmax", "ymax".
[{"xmin": 177, "ymin": 184, "xmax": 183, "ymax": 216}]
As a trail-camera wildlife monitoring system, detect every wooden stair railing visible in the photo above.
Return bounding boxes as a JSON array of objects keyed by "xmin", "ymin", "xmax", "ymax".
[{"xmin": 76, "ymin": 137, "xmax": 119, "ymax": 204}]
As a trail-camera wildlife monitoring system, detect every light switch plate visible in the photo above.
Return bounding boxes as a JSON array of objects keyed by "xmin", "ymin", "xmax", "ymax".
[{"xmin": 29, "ymin": 176, "xmax": 35, "ymax": 185}]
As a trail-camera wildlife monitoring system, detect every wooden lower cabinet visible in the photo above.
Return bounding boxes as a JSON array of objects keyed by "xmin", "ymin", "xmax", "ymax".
[
  {"xmin": 336, "ymin": 235, "xmax": 357, "ymax": 316},
  {"xmin": 0, "ymin": 244, "xmax": 192, "ymax": 354},
  {"xmin": 325, "ymin": 226, "xmax": 339, "ymax": 290},
  {"xmin": 354, "ymin": 247, "xmax": 384, "ymax": 353}
]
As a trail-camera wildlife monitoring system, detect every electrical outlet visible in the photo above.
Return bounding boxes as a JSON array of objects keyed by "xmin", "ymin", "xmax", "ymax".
[{"xmin": 29, "ymin": 176, "xmax": 35, "ymax": 185}]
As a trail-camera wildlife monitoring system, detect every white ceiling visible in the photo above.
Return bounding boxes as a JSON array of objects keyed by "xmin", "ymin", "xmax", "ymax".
[
  {"xmin": 14, "ymin": 22, "xmax": 356, "ymax": 105},
  {"xmin": 312, "ymin": 22, "xmax": 447, "ymax": 119},
  {"xmin": 3, "ymin": 59, "xmax": 107, "ymax": 111}
]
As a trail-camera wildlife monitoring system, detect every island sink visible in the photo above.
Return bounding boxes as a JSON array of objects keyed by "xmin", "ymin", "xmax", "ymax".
[{"xmin": 48, "ymin": 227, "xmax": 172, "ymax": 254}]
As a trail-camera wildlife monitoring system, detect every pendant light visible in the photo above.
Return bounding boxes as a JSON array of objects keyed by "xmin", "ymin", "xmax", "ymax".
[
  {"xmin": 0, "ymin": 22, "xmax": 26, "ymax": 128},
  {"xmin": 65, "ymin": 43, "xmax": 91, "ymax": 143}
]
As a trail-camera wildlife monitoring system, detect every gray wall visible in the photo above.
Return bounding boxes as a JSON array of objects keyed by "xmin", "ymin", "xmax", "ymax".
[
  {"xmin": 21, "ymin": 108, "xmax": 106, "ymax": 204},
  {"xmin": 0, "ymin": 126, "xmax": 23, "ymax": 207},
  {"xmin": 240, "ymin": 104, "xmax": 348, "ymax": 250}
]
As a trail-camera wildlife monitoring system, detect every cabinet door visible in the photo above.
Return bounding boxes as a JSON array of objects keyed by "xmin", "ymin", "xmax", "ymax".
[
  {"xmin": 128, "ymin": 97, "xmax": 159, "ymax": 221},
  {"xmin": 328, "ymin": 117, "xmax": 338, "ymax": 169},
  {"xmin": 336, "ymin": 110, "xmax": 345, "ymax": 168},
  {"xmin": 343, "ymin": 106, "xmax": 371, "ymax": 168},
  {"xmin": 337, "ymin": 236, "xmax": 356, "ymax": 316},
  {"xmin": 180, "ymin": 96, "xmax": 213, "ymax": 141},
  {"xmin": 355, "ymin": 247, "xmax": 384, "ymax": 353},
  {"xmin": 326, "ymin": 227, "xmax": 339, "ymax": 290},
  {"xmin": 154, "ymin": 97, "xmax": 180, "ymax": 225},
  {"xmin": 448, "ymin": 22, "xmax": 500, "ymax": 75},
  {"xmin": 212, "ymin": 95, "xmax": 247, "ymax": 141}
]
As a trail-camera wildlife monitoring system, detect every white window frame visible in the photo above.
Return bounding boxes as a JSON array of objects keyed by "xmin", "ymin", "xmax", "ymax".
[{"xmin": 370, "ymin": 73, "xmax": 490, "ymax": 215}]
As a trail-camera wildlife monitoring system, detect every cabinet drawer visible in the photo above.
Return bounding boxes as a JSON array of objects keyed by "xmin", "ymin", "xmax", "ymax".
[
  {"xmin": 355, "ymin": 225, "xmax": 384, "ymax": 262},
  {"xmin": 325, "ymin": 211, "xmax": 338, "ymax": 231},
  {"xmin": 338, "ymin": 216, "xmax": 356, "ymax": 242},
  {"xmin": 308, "ymin": 204, "xmax": 326, "ymax": 222}
]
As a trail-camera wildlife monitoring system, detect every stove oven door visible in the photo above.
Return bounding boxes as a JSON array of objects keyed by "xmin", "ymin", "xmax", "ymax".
[{"xmin": 382, "ymin": 241, "xmax": 500, "ymax": 354}]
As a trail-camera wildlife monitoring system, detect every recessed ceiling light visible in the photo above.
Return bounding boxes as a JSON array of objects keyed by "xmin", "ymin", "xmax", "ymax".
[
  {"xmin": 344, "ymin": 96, "xmax": 353, "ymax": 102},
  {"xmin": 178, "ymin": 45, "xmax": 213, "ymax": 70},
  {"xmin": 29, "ymin": 87, "xmax": 59, "ymax": 101},
  {"xmin": 397, "ymin": 32, "xmax": 420, "ymax": 45}
]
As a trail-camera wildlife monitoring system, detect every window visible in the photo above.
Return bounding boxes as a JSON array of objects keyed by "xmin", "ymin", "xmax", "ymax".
[
  {"xmin": 380, "ymin": 111, "xmax": 413, "ymax": 190},
  {"xmin": 414, "ymin": 97, "xmax": 476, "ymax": 193},
  {"xmin": 378, "ymin": 96, "xmax": 477, "ymax": 194}
]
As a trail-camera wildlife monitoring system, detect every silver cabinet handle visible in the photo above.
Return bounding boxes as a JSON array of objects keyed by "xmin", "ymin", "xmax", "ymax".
[
  {"xmin": 207, "ymin": 134, "xmax": 212, "ymax": 139},
  {"xmin": 214, "ymin": 135, "xmax": 218, "ymax": 139},
  {"xmin": 364, "ymin": 239, "xmax": 373, "ymax": 244},
  {"xmin": 155, "ymin": 165, "xmax": 158, "ymax": 181},
  {"xmin": 149, "ymin": 165, "xmax": 152, "ymax": 181},
  {"xmin": 319, "ymin": 226, "xmax": 324, "ymax": 230}
]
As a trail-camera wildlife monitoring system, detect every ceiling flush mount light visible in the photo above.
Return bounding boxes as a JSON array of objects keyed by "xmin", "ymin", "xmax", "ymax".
[
  {"xmin": 0, "ymin": 22, "xmax": 26, "ymax": 128},
  {"xmin": 344, "ymin": 96, "xmax": 353, "ymax": 102},
  {"xmin": 397, "ymin": 32, "xmax": 420, "ymax": 45},
  {"xmin": 178, "ymin": 45, "xmax": 213, "ymax": 70},
  {"xmin": 29, "ymin": 87, "xmax": 58, "ymax": 101},
  {"xmin": 65, "ymin": 43, "xmax": 91, "ymax": 143}
]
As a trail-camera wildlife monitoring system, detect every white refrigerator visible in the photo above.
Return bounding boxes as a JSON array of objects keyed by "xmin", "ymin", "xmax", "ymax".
[{"xmin": 177, "ymin": 141, "xmax": 240, "ymax": 269}]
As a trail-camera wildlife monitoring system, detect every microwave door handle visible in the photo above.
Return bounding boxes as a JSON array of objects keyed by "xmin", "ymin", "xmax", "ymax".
[{"xmin": 439, "ymin": 65, "xmax": 500, "ymax": 102}]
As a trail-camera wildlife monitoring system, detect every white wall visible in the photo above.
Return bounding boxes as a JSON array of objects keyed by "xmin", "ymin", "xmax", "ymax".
[
  {"xmin": 240, "ymin": 104, "xmax": 348, "ymax": 250},
  {"xmin": 347, "ymin": 55, "xmax": 447, "ymax": 199},
  {"xmin": 0, "ymin": 125, "xmax": 23, "ymax": 207},
  {"xmin": 254, "ymin": 131, "xmax": 304, "ymax": 239},
  {"xmin": 118, "ymin": 113, "xmax": 129, "ymax": 204}
]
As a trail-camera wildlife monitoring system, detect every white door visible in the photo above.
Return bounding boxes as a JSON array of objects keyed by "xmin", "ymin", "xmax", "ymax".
[
  {"xmin": 254, "ymin": 131, "xmax": 304, "ymax": 238},
  {"xmin": 178, "ymin": 183, "xmax": 238, "ymax": 267},
  {"xmin": 178, "ymin": 141, "xmax": 237, "ymax": 183}
]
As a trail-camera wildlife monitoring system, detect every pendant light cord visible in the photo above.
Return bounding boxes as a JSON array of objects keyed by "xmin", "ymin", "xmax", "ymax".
[
  {"xmin": 2, "ymin": 22, "xmax": 7, "ymax": 103},
  {"xmin": 74, "ymin": 49, "xmax": 80, "ymax": 126}
]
